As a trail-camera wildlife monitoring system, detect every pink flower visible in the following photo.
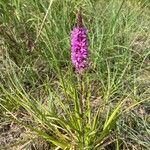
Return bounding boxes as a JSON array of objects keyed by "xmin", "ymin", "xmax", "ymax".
[{"xmin": 71, "ymin": 11, "xmax": 89, "ymax": 73}]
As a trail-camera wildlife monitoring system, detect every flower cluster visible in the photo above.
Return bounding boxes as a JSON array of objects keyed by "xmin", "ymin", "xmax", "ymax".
[{"xmin": 71, "ymin": 11, "xmax": 89, "ymax": 74}]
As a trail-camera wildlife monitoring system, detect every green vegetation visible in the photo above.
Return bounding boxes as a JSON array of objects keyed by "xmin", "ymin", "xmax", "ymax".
[{"xmin": 0, "ymin": 0, "xmax": 150, "ymax": 149}]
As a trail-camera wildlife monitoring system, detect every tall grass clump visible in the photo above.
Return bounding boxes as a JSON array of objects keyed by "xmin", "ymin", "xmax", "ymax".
[{"xmin": 0, "ymin": 0, "xmax": 150, "ymax": 149}]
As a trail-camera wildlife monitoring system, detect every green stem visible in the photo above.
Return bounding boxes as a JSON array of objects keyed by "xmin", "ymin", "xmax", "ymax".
[{"xmin": 79, "ymin": 75, "xmax": 85, "ymax": 148}]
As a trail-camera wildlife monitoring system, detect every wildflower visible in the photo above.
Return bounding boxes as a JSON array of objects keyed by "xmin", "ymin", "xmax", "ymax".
[{"xmin": 71, "ymin": 9, "xmax": 89, "ymax": 73}]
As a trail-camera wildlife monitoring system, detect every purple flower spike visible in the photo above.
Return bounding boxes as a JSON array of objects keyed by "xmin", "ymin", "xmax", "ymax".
[{"xmin": 71, "ymin": 9, "xmax": 89, "ymax": 74}]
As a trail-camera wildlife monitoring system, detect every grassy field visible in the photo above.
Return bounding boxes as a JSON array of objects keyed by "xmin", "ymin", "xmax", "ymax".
[{"xmin": 0, "ymin": 0, "xmax": 150, "ymax": 149}]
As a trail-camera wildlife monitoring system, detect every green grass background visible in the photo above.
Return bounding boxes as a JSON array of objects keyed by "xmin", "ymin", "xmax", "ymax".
[{"xmin": 0, "ymin": 0, "xmax": 150, "ymax": 149}]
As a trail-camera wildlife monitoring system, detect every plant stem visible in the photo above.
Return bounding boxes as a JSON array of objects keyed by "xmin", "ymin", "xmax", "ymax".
[{"xmin": 79, "ymin": 75, "xmax": 85, "ymax": 148}]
